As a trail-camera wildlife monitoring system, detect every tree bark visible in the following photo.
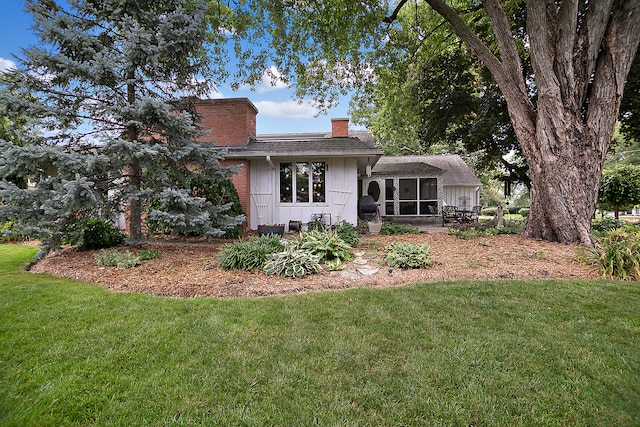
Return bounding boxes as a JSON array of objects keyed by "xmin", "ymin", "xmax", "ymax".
[
  {"xmin": 126, "ymin": 69, "xmax": 143, "ymax": 244},
  {"xmin": 424, "ymin": 0, "xmax": 640, "ymax": 244}
]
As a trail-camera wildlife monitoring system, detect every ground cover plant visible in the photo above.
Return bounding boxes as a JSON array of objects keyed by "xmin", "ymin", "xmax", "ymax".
[
  {"xmin": 216, "ymin": 234, "xmax": 285, "ymax": 271},
  {"xmin": 384, "ymin": 241, "xmax": 431, "ymax": 269},
  {"xmin": 380, "ymin": 223, "xmax": 420, "ymax": 235},
  {"xmin": 581, "ymin": 228, "xmax": 640, "ymax": 280},
  {"xmin": 2, "ymin": 244, "xmax": 639, "ymax": 425}
]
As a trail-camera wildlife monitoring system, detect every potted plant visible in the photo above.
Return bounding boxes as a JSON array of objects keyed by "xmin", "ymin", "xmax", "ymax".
[
  {"xmin": 257, "ymin": 223, "xmax": 285, "ymax": 237},
  {"xmin": 367, "ymin": 208, "xmax": 382, "ymax": 235}
]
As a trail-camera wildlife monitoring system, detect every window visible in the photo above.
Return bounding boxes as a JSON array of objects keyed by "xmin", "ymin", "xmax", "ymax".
[
  {"xmin": 280, "ymin": 162, "xmax": 325, "ymax": 203},
  {"xmin": 396, "ymin": 178, "xmax": 437, "ymax": 215}
]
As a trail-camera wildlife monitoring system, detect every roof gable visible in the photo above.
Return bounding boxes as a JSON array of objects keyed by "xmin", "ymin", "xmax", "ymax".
[{"xmin": 373, "ymin": 155, "xmax": 481, "ymax": 187}]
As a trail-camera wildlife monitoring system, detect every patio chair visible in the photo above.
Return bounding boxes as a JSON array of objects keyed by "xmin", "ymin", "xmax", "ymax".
[
  {"xmin": 470, "ymin": 205, "xmax": 482, "ymax": 222},
  {"xmin": 442, "ymin": 205, "xmax": 458, "ymax": 226}
]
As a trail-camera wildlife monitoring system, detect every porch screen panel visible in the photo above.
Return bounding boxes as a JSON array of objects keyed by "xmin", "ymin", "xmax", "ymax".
[
  {"xmin": 419, "ymin": 178, "xmax": 438, "ymax": 215},
  {"xmin": 280, "ymin": 163, "xmax": 293, "ymax": 203},
  {"xmin": 296, "ymin": 162, "xmax": 309, "ymax": 202},
  {"xmin": 385, "ymin": 179, "xmax": 394, "ymax": 215},
  {"xmin": 399, "ymin": 178, "xmax": 417, "ymax": 215},
  {"xmin": 312, "ymin": 162, "xmax": 325, "ymax": 202}
]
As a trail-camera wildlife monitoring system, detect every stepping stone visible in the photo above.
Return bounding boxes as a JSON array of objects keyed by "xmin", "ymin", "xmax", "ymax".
[{"xmin": 356, "ymin": 265, "xmax": 379, "ymax": 276}]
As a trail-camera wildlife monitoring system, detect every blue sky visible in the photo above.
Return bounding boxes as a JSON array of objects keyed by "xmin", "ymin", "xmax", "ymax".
[{"xmin": 0, "ymin": 0, "xmax": 356, "ymax": 135}]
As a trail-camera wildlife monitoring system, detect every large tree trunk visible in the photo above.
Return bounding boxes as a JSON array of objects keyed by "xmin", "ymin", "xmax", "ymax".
[
  {"xmin": 518, "ymin": 122, "xmax": 601, "ymax": 245},
  {"xmin": 126, "ymin": 70, "xmax": 143, "ymax": 243},
  {"xmin": 426, "ymin": 0, "xmax": 640, "ymax": 244}
]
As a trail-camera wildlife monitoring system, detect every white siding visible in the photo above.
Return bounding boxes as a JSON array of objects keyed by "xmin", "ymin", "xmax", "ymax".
[
  {"xmin": 443, "ymin": 186, "xmax": 480, "ymax": 211},
  {"xmin": 249, "ymin": 157, "xmax": 359, "ymax": 230}
]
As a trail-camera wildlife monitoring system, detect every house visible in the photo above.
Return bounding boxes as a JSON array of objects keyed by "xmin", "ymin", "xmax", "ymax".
[
  {"xmin": 197, "ymin": 98, "xmax": 481, "ymax": 230},
  {"xmin": 360, "ymin": 155, "xmax": 482, "ymax": 223},
  {"xmin": 196, "ymin": 98, "xmax": 383, "ymax": 230}
]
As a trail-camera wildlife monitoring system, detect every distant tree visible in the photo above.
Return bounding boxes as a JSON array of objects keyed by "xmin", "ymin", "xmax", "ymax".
[
  {"xmin": 0, "ymin": 0, "xmax": 243, "ymax": 254},
  {"xmin": 599, "ymin": 165, "xmax": 640, "ymax": 218}
]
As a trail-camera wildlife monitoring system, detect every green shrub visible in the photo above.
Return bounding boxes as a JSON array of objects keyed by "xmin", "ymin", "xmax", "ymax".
[
  {"xmin": 487, "ymin": 225, "xmax": 521, "ymax": 235},
  {"xmin": 216, "ymin": 234, "xmax": 284, "ymax": 271},
  {"xmin": 384, "ymin": 242, "xmax": 431, "ymax": 269},
  {"xmin": 518, "ymin": 208, "xmax": 530, "ymax": 217},
  {"xmin": 449, "ymin": 222, "xmax": 521, "ymax": 239},
  {"xmin": 78, "ymin": 219, "xmax": 126, "ymax": 250},
  {"xmin": 263, "ymin": 248, "xmax": 322, "ymax": 278},
  {"xmin": 306, "ymin": 219, "xmax": 325, "ymax": 232},
  {"xmin": 95, "ymin": 249, "xmax": 140, "ymax": 268},
  {"xmin": 380, "ymin": 223, "xmax": 419, "ymax": 235},
  {"xmin": 508, "ymin": 206, "xmax": 521, "ymax": 215},
  {"xmin": 481, "ymin": 207, "xmax": 498, "ymax": 217},
  {"xmin": 584, "ymin": 229, "xmax": 640, "ymax": 280},
  {"xmin": 325, "ymin": 259, "xmax": 345, "ymax": 271},
  {"xmin": 332, "ymin": 221, "xmax": 359, "ymax": 247},
  {"xmin": 137, "ymin": 248, "xmax": 162, "ymax": 260},
  {"xmin": 0, "ymin": 221, "xmax": 32, "ymax": 243},
  {"xmin": 289, "ymin": 230, "xmax": 354, "ymax": 263},
  {"xmin": 592, "ymin": 216, "xmax": 626, "ymax": 233}
]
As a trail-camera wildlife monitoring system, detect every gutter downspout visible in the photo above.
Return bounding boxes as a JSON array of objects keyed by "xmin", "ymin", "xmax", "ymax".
[{"xmin": 266, "ymin": 155, "xmax": 274, "ymax": 170}]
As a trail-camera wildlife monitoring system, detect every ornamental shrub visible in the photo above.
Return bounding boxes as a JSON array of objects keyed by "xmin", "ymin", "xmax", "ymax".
[
  {"xmin": 78, "ymin": 219, "xmax": 125, "ymax": 250},
  {"xmin": 384, "ymin": 242, "xmax": 431, "ymax": 269},
  {"xmin": 333, "ymin": 221, "xmax": 359, "ymax": 247},
  {"xmin": 306, "ymin": 219, "xmax": 325, "ymax": 232},
  {"xmin": 95, "ymin": 249, "xmax": 140, "ymax": 268},
  {"xmin": 289, "ymin": 230, "xmax": 354, "ymax": 263},
  {"xmin": 263, "ymin": 248, "xmax": 322, "ymax": 278},
  {"xmin": 216, "ymin": 234, "xmax": 284, "ymax": 271},
  {"xmin": 380, "ymin": 223, "xmax": 419, "ymax": 235},
  {"xmin": 584, "ymin": 229, "xmax": 640, "ymax": 280},
  {"xmin": 137, "ymin": 248, "xmax": 162, "ymax": 260}
]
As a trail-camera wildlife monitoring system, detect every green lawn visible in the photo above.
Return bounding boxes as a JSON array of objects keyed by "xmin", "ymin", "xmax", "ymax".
[{"xmin": 1, "ymin": 244, "xmax": 639, "ymax": 426}]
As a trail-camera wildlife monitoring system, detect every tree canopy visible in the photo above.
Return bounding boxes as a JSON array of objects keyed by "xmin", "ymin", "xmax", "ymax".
[
  {"xmin": 0, "ymin": 0, "xmax": 243, "ymax": 253},
  {"xmin": 240, "ymin": 0, "xmax": 640, "ymax": 244},
  {"xmin": 599, "ymin": 165, "xmax": 640, "ymax": 218}
]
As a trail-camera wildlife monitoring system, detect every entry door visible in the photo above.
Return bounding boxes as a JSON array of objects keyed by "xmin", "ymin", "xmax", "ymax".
[{"xmin": 366, "ymin": 180, "xmax": 384, "ymax": 213}]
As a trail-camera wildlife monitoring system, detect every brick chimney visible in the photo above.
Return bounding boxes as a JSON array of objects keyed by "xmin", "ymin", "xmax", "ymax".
[
  {"xmin": 331, "ymin": 118, "xmax": 349, "ymax": 137},
  {"xmin": 194, "ymin": 98, "xmax": 258, "ymax": 146}
]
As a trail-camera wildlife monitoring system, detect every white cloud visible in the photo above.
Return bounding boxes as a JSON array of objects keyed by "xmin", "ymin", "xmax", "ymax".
[
  {"xmin": 242, "ymin": 66, "xmax": 289, "ymax": 94},
  {"xmin": 253, "ymin": 100, "xmax": 320, "ymax": 119},
  {"xmin": 0, "ymin": 58, "xmax": 17, "ymax": 73}
]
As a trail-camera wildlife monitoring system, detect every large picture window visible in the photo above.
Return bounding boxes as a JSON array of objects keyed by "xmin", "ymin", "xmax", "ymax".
[
  {"xmin": 280, "ymin": 162, "xmax": 325, "ymax": 203},
  {"xmin": 388, "ymin": 177, "xmax": 437, "ymax": 215}
]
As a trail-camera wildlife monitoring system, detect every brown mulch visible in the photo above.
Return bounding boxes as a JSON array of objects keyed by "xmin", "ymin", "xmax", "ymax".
[{"xmin": 29, "ymin": 232, "xmax": 599, "ymax": 299}]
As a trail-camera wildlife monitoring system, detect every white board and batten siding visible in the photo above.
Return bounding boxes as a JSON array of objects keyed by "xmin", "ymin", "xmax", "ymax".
[
  {"xmin": 443, "ymin": 186, "xmax": 481, "ymax": 211},
  {"xmin": 248, "ymin": 157, "xmax": 359, "ymax": 230}
]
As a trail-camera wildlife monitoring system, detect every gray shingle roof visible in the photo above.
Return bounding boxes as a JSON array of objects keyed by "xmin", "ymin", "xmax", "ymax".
[
  {"xmin": 373, "ymin": 155, "xmax": 481, "ymax": 187},
  {"xmin": 224, "ymin": 131, "xmax": 382, "ymax": 158}
]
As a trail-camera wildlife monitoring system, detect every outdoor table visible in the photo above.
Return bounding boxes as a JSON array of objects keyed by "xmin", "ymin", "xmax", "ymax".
[{"xmin": 456, "ymin": 209, "xmax": 473, "ymax": 223}]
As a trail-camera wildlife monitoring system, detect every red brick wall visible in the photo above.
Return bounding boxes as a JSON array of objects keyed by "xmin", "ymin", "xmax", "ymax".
[
  {"xmin": 195, "ymin": 98, "xmax": 258, "ymax": 146},
  {"xmin": 222, "ymin": 159, "xmax": 251, "ymax": 225},
  {"xmin": 331, "ymin": 118, "xmax": 349, "ymax": 137},
  {"xmin": 194, "ymin": 99, "xmax": 257, "ymax": 227}
]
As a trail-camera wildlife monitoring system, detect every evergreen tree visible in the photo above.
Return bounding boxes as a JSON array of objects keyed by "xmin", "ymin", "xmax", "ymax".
[{"xmin": 0, "ymin": 0, "xmax": 243, "ymax": 254}]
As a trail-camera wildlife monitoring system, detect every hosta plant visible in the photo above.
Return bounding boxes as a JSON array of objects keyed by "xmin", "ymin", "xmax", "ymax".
[
  {"xmin": 216, "ymin": 234, "xmax": 284, "ymax": 271},
  {"xmin": 332, "ymin": 221, "xmax": 359, "ymax": 247},
  {"xmin": 95, "ymin": 249, "xmax": 140, "ymax": 269},
  {"xmin": 384, "ymin": 242, "xmax": 431, "ymax": 269},
  {"xmin": 263, "ymin": 248, "xmax": 322, "ymax": 278},
  {"xmin": 289, "ymin": 230, "xmax": 354, "ymax": 263}
]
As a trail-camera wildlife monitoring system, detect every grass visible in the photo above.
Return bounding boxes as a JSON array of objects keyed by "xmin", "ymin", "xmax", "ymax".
[{"xmin": 1, "ymin": 244, "xmax": 639, "ymax": 426}]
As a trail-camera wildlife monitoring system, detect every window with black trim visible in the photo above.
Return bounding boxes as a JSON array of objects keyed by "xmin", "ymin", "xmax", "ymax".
[{"xmin": 280, "ymin": 161, "xmax": 325, "ymax": 203}]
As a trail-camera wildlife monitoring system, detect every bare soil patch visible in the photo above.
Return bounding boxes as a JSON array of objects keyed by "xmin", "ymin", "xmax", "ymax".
[{"xmin": 29, "ymin": 232, "xmax": 598, "ymax": 299}]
